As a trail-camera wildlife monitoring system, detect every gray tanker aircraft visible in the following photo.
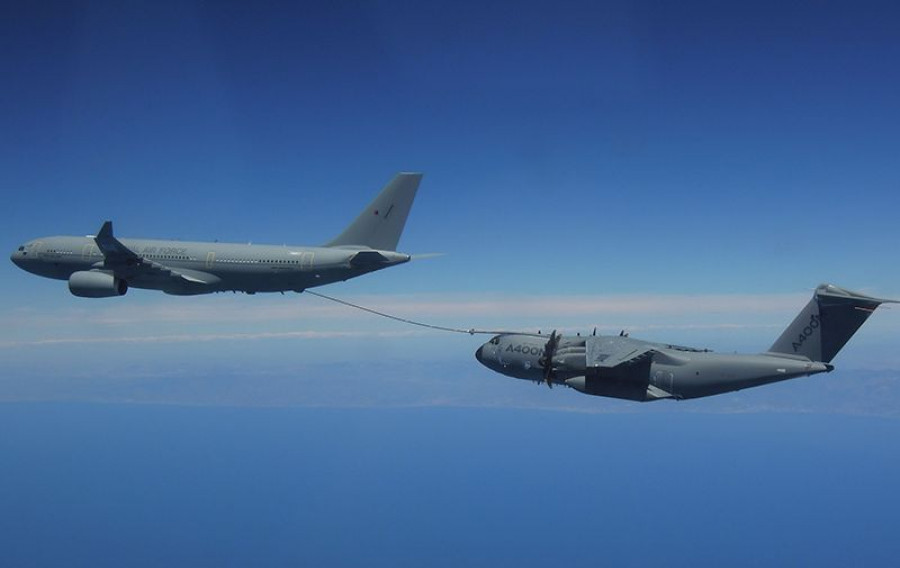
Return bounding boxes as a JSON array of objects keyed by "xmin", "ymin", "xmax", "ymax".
[
  {"xmin": 11, "ymin": 173, "xmax": 422, "ymax": 297},
  {"xmin": 475, "ymin": 284, "xmax": 895, "ymax": 401}
]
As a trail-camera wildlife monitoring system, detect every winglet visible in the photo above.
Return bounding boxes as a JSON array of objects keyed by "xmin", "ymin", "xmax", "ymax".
[
  {"xmin": 97, "ymin": 220, "xmax": 113, "ymax": 241},
  {"xmin": 94, "ymin": 220, "xmax": 138, "ymax": 260}
]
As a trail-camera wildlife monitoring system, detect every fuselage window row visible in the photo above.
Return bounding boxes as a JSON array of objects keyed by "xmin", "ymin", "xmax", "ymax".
[{"xmin": 47, "ymin": 249, "xmax": 305, "ymax": 267}]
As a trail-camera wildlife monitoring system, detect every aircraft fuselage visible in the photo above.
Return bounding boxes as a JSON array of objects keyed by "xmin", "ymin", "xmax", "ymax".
[
  {"xmin": 475, "ymin": 284, "xmax": 893, "ymax": 402},
  {"xmin": 11, "ymin": 172, "xmax": 423, "ymax": 297},
  {"xmin": 475, "ymin": 333, "xmax": 830, "ymax": 401},
  {"xmin": 11, "ymin": 235, "xmax": 410, "ymax": 295}
]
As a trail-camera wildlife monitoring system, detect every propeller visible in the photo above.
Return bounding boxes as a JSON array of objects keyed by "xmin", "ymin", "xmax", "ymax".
[{"xmin": 537, "ymin": 330, "xmax": 560, "ymax": 388}]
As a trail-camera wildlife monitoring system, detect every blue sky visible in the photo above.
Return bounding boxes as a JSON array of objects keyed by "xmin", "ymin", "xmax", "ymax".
[
  {"xmin": 3, "ymin": 4, "xmax": 900, "ymax": 566},
  {"xmin": 2, "ymin": 1, "xmax": 900, "ymax": 391}
]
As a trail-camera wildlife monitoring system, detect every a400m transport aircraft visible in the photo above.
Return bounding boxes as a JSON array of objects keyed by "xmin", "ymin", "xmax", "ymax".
[
  {"xmin": 10, "ymin": 173, "xmax": 422, "ymax": 297},
  {"xmin": 476, "ymin": 284, "xmax": 895, "ymax": 401}
]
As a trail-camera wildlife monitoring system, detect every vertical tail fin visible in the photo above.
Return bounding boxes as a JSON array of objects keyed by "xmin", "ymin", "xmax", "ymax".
[
  {"xmin": 324, "ymin": 173, "xmax": 422, "ymax": 251},
  {"xmin": 768, "ymin": 284, "xmax": 896, "ymax": 363}
]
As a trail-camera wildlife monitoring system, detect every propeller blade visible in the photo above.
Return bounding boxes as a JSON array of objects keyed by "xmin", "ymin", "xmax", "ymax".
[{"xmin": 539, "ymin": 330, "xmax": 559, "ymax": 388}]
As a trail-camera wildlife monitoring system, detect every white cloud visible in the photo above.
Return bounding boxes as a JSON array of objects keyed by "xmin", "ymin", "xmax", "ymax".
[
  {"xmin": 6, "ymin": 290, "xmax": 807, "ymax": 327},
  {"xmin": 2, "ymin": 290, "xmax": 896, "ymax": 349}
]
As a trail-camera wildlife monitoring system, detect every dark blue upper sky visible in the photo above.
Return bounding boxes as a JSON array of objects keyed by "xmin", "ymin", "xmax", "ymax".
[{"xmin": 4, "ymin": 0, "xmax": 899, "ymax": 294}]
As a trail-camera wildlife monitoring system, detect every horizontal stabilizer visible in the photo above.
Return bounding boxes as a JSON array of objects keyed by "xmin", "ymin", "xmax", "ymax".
[{"xmin": 349, "ymin": 250, "xmax": 390, "ymax": 266}]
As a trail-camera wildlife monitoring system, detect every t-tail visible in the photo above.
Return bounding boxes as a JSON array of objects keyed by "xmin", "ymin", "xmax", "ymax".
[
  {"xmin": 768, "ymin": 284, "xmax": 897, "ymax": 363},
  {"xmin": 325, "ymin": 173, "xmax": 422, "ymax": 251}
]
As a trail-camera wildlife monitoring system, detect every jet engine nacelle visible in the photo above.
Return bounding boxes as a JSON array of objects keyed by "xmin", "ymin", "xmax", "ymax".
[{"xmin": 68, "ymin": 271, "xmax": 128, "ymax": 298}]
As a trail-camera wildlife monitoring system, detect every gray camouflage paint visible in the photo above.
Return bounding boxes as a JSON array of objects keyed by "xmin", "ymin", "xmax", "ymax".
[
  {"xmin": 11, "ymin": 173, "xmax": 421, "ymax": 296},
  {"xmin": 476, "ymin": 285, "xmax": 894, "ymax": 402}
]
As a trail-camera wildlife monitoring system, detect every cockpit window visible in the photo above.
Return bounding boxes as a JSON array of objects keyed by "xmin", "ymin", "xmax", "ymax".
[
  {"xmin": 18, "ymin": 246, "xmax": 24, "ymax": 251},
  {"xmin": 490, "ymin": 337, "xmax": 500, "ymax": 345}
]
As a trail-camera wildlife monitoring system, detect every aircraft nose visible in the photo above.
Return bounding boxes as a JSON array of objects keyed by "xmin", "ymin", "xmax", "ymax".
[
  {"xmin": 475, "ymin": 345, "xmax": 484, "ymax": 364},
  {"xmin": 10, "ymin": 244, "xmax": 33, "ymax": 270}
]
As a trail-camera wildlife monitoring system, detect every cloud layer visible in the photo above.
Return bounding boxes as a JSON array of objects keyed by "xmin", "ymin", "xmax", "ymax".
[{"xmin": 4, "ymin": 290, "xmax": 813, "ymax": 346}]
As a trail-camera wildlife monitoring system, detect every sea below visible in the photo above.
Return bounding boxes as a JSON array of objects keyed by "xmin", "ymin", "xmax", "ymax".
[{"xmin": 1, "ymin": 402, "xmax": 898, "ymax": 567}]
